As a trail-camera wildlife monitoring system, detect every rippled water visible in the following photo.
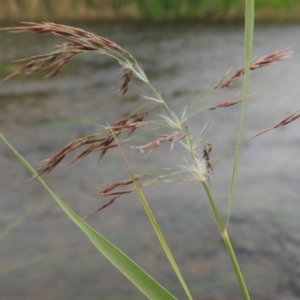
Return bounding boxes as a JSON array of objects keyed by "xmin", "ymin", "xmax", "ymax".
[{"xmin": 1, "ymin": 22, "xmax": 300, "ymax": 300}]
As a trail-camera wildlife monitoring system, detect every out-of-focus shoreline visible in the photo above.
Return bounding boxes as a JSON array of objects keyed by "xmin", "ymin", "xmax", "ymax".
[{"xmin": 0, "ymin": 1, "xmax": 300, "ymax": 23}]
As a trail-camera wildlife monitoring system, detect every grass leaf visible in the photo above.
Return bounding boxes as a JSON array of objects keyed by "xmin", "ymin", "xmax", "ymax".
[
  {"xmin": 227, "ymin": 0, "xmax": 255, "ymax": 228},
  {"xmin": 0, "ymin": 132, "xmax": 177, "ymax": 300},
  {"xmin": 110, "ymin": 128, "xmax": 193, "ymax": 300}
]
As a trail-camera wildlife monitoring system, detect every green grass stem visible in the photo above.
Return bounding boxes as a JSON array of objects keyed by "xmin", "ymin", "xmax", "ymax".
[
  {"xmin": 202, "ymin": 181, "xmax": 250, "ymax": 300},
  {"xmin": 222, "ymin": 230, "xmax": 251, "ymax": 300},
  {"xmin": 227, "ymin": 0, "xmax": 255, "ymax": 229}
]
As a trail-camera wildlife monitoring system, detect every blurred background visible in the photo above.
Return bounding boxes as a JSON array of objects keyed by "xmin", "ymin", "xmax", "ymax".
[
  {"xmin": 0, "ymin": 0, "xmax": 300, "ymax": 22},
  {"xmin": 1, "ymin": 1, "xmax": 300, "ymax": 300}
]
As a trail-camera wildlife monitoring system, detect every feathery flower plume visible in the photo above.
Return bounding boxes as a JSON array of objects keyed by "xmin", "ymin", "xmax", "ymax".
[
  {"xmin": 36, "ymin": 112, "xmax": 150, "ymax": 176},
  {"xmin": 1, "ymin": 22, "xmax": 147, "ymax": 94},
  {"xmin": 3, "ymin": 23, "xmax": 296, "ymax": 219},
  {"xmin": 86, "ymin": 168, "xmax": 184, "ymax": 217},
  {"xmin": 181, "ymin": 157, "xmax": 208, "ymax": 183},
  {"xmin": 215, "ymin": 109, "xmax": 300, "ymax": 166}
]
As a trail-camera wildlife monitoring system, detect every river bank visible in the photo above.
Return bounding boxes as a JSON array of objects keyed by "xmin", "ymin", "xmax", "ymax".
[{"xmin": 0, "ymin": 0, "xmax": 300, "ymax": 23}]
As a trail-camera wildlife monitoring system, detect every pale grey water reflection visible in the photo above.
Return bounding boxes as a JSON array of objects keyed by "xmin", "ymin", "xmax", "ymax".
[{"xmin": 0, "ymin": 22, "xmax": 300, "ymax": 300}]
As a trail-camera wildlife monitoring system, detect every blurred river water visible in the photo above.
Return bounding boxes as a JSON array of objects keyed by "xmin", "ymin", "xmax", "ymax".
[{"xmin": 1, "ymin": 22, "xmax": 300, "ymax": 300}]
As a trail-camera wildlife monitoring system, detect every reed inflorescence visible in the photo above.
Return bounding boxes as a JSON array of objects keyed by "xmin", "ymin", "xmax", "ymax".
[
  {"xmin": 2, "ymin": 22, "xmax": 296, "ymax": 215},
  {"xmin": 2, "ymin": 22, "xmax": 299, "ymax": 300}
]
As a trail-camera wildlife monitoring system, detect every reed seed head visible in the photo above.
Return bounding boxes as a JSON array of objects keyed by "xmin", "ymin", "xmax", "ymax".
[
  {"xmin": 2, "ymin": 22, "xmax": 149, "ymax": 95},
  {"xmin": 215, "ymin": 48, "xmax": 291, "ymax": 89},
  {"xmin": 3, "ymin": 23, "xmax": 296, "ymax": 217}
]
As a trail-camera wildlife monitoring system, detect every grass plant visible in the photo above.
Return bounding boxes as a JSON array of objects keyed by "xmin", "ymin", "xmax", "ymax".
[
  {"xmin": 1, "ymin": 1, "xmax": 300, "ymax": 299},
  {"xmin": 0, "ymin": 133, "xmax": 177, "ymax": 300}
]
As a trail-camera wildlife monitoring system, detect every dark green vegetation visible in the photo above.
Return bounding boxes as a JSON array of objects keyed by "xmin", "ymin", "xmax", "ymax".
[{"xmin": 1, "ymin": 0, "xmax": 300, "ymax": 22}]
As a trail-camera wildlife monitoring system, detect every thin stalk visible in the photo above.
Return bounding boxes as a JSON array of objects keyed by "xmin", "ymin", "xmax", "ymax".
[
  {"xmin": 222, "ymin": 230, "xmax": 251, "ymax": 300},
  {"xmin": 111, "ymin": 128, "xmax": 193, "ymax": 300},
  {"xmin": 202, "ymin": 181, "xmax": 224, "ymax": 231},
  {"xmin": 227, "ymin": 0, "xmax": 255, "ymax": 228},
  {"xmin": 187, "ymin": 85, "xmax": 215, "ymax": 115},
  {"xmin": 202, "ymin": 181, "xmax": 250, "ymax": 300},
  {"xmin": 212, "ymin": 126, "xmax": 273, "ymax": 168}
]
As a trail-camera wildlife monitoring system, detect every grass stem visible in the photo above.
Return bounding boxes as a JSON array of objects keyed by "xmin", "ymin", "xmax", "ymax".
[
  {"xmin": 222, "ymin": 230, "xmax": 251, "ymax": 300},
  {"xmin": 202, "ymin": 181, "xmax": 250, "ymax": 300},
  {"xmin": 227, "ymin": 0, "xmax": 255, "ymax": 229}
]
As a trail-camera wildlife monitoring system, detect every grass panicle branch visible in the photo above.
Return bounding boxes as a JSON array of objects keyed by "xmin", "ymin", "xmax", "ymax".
[
  {"xmin": 89, "ymin": 167, "xmax": 189, "ymax": 216},
  {"xmin": 274, "ymin": 109, "xmax": 300, "ymax": 128},
  {"xmin": 208, "ymin": 94, "xmax": 254, "ymax": 110},
  {"xmin": 134, "ymin": 132, "xmax": 187, "ymax": 153},
  {"xmin": 1, "ymin": 22, "xmax": 149, "ymax": 94},
  {"xmin": 186, "ymin": 48, "xmax": 290, "ymax": 116},
  {"xmin": 212, "ymin": 109, "xmax": 300, "ymax": 168},
  {"xmin": 254, "ymin": 109, "xmax": 300, "ymax": 136},
  {"xmin": 214, "ymin": 48, "xmax": 291, "ymax": 89},
  {"xmin": 3, "ymin": 22, "xmax": 131, "ymax": 55},
  {"xmin": 37, "ymin": 111, "xmax": 150, "ymax": 176}
]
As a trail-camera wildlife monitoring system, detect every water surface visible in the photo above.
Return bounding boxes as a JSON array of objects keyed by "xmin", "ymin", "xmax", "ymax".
[{"xmin": 1, "ymin": 22, "xmax": 300, "ymax": 300}]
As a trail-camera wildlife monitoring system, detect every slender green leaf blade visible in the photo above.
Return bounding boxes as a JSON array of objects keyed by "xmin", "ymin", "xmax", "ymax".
[
  {"xmin": 0, "ymin": 133, "xmax": 177, "ymax": 300},
  {"xmin": 227, "ymin": 0, "xmax": 255, "ymax": 228}
]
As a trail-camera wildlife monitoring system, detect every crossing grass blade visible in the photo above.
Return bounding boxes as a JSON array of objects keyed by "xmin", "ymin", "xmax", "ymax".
[
  {"xmin": 110, "ymin": 128, "xmax": 193, "ymax": 300},
  {"xmin": 0, "ymin": 132, "xmax": 177, "ymax": 300},
  {"xmin": 227, "ymin": 0, "xmax": 255, "ymax": 228}
]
